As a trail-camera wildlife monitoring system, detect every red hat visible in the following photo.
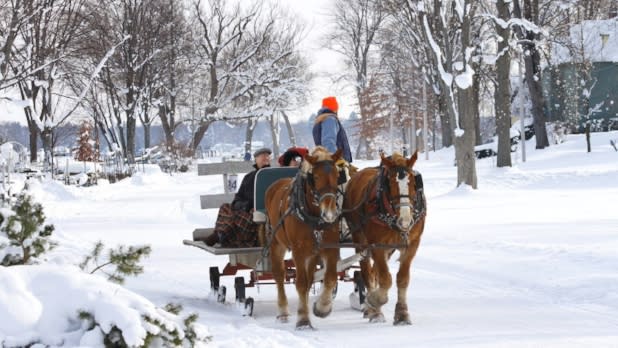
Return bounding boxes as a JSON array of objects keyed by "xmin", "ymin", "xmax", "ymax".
[{"xmin": 322, "ymin": 96, "xmax": 338, "ymax": 113}]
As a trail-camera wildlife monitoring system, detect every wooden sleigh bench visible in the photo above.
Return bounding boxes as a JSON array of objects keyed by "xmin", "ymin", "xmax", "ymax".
[{"xmin": 183, "ymin": 165, "xmax": 298, "ymax": 257}]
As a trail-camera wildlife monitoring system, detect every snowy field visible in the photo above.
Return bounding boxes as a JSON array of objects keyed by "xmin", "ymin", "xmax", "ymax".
[{"xmin": 3, "ymin": 131, "xmax": 618, "ymax": 347}]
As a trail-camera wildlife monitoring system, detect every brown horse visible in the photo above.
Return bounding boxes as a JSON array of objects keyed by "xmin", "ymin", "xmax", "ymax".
[
  {"xmin": 265, "ymin": 146, "xmax": 343, "ymax": 329},
  {"xmin": 343, "ymin": 151, "xmax": 426, "ymax": 325}
]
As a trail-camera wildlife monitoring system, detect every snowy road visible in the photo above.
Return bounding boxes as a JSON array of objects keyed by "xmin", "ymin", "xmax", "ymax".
[{"xmin": 32, "ymin": 132, "xmax": 618, "ymax": 347}]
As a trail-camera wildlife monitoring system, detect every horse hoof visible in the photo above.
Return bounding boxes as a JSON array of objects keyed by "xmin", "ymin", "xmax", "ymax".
[
  {"xmin": 393, "ymin": 318, "xmax": 412, "ymax": 326},
  {"xmin": 295, "ymin": 319, "xmax": 315, "ymax": 330},
  {"xmin": 366, "ymin": 292, "xmax": 388, "ymax": 308},
  {"xmin": 368, "ymin": 313, "xmax": 386, "ymax": 323},
  {"xmin": 313, "ymin": 301, "xmax": 332, "ymax": 318},
  {"xmin": 276, "ymin": 314, "xmax": 289, "ymax": 323}
]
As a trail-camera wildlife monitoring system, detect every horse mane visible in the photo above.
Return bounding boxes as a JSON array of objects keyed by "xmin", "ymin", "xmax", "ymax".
[
  {"xmin": 388, "ymin": 152, "xmax": 407, "ymax": 167},
  {"xmin": 300, "ymin": 146, "xmax": 332, "ymax": 176}
]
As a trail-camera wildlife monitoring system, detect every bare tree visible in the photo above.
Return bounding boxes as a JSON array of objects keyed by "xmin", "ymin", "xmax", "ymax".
[
  {"xmin": 12, "ymin": 0, "xmax": 92, "ymax": 166},
  {"xmin": 412, "ymin": 0, "xmax": 479, "ymax": 188},
  {"xmin": 328, "ymin": 0, "xmax": 389, "ymax": 159},
  {"xmin": 0, "ymin": 0, "xmax": 43, "ymax": 91},
  {"xmin": 190, "ymin": 0, "xmax": 272, "ymax": 151}
]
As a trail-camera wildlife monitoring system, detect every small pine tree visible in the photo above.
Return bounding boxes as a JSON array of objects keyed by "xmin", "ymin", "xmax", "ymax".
[
  {"xmin": 0, "ymin": 191, "xmax": 56, "ymax": 266},
  {"xmin": 75, "ymin": 121, "xmax": 96, "ymax": 162},
  {"xmin": 80, "ymin": 240, "xmax": 152, "ymax": 284},
  {"xmin": 78, "ymin": 304, "xmax": 210, "ymax": 347}
]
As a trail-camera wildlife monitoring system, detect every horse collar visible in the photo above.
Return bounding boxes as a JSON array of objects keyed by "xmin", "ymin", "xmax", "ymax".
[{"xmin": 291, "ymin": 173, "xmax": 335, "ymax": 231}]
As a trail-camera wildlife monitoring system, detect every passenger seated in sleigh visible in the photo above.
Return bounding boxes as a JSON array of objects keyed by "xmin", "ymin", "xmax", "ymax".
[{"xmin": 204, "ymin": 148, "xmax": 272, "ymax": 248}]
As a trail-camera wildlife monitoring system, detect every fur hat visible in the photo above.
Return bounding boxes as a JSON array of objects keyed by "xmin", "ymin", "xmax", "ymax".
[
  {"xmin": 321, "ymin": 96, "xmax": 339, "ymax": 113},
  {"xmin": 278, "ymin": 147, "xmax": 309, "ymax": 166},
  {"xmin": 253, "ymin": 147, "xmax": 272, "ymax": 158}
]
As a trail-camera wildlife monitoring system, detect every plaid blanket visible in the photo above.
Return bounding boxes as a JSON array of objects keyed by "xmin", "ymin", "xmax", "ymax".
[{"xmin": 213, "ymin": 203, "xmax": 259, "ymax": 247}]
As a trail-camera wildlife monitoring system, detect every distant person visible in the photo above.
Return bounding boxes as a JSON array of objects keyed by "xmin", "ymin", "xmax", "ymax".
[
  {"xmin": 205, "ymin": 148, "xmax": 272, "ymax": 247},
  {"xmin": 312, "ymin": 96, "xmax": 353, "ymax": 163},
  {"xmin": 278, "ymin": 146, "xmax": 309, "ymax": 167}
]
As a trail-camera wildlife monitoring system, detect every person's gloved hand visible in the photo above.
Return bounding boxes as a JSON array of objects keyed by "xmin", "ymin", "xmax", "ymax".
[{"xmin": 232, "ymin": 200, "xmax": 248, "ymax": 211}]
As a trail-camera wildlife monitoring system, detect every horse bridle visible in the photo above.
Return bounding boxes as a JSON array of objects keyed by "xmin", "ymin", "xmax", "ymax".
[
  {"xmin": 376, "ymin": 164, "xmax": 417, "ymax": 234},
  {"xmin": 306, "ymin": 160, "xmax": 340, "ymax": 210}
]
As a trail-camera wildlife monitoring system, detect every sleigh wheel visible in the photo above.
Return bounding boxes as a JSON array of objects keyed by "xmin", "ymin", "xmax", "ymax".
[
  {"xmin": 209, "ymin": 266, "xmax": 220, "ymax": 292},
  {"xmin": 244, "ymin": 297, "xmax": 254, "ymax": 317},
  {"xmin": 234, "ymin": 276, "xmax": 246, "ymax": 303},
  {"xmin": 217, "ymin": 285, "xmax": 226, "ymax": 303},
  {"xmin": 353, "ymin": 271, "xmax": 365, "ymax": 305}
]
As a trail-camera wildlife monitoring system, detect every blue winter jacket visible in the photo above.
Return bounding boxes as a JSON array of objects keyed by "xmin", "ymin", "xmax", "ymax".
[{"xmin": 312, "ymin": 109, "xmax": 353, "ymax": 162}]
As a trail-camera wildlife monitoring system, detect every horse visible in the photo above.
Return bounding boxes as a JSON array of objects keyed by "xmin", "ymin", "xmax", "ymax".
[
  {"xmin": 343, "ymin": 151, "xmax": 426, "ymax": 325},
  {"xmin": 265, "ymin": 146, "xmax": 343, "ymax": 329}
]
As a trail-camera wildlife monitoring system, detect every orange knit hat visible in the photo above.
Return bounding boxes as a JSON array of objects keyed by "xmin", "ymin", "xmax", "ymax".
[{"xmin": 322, "ymin": 96, "xmax": 339, "ymax": 113}]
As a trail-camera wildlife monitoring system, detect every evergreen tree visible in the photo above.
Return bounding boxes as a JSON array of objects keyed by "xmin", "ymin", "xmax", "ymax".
[
  {"xmin": 79, "ymin": 240, "xmax": 152, "ymax": 284},
  {"xmin": 75, "ymin": 121, "xmax": 96, "ymax": 162},
  {"xmin": 0, "ymin": 191, "xmax": 56, "ymax": 266}
]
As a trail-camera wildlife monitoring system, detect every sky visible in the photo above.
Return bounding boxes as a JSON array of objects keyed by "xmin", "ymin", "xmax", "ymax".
[
  {"xmin": 0, "ymin": 0, "xmax": 351, "ymax": 126},
  {"xmin": 283, "ymin": 0, "xmax": 355, "ymax": 121},
  {"xmin": 2, "ymin": 130, "xmax": 618, "ymax": 346}
]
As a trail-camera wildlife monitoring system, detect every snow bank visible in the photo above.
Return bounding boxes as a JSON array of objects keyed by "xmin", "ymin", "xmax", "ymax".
[
  {"xmin": 129, "ymin": 165, "xmax": 171, "ymax": 186},
  {"xmin": 0, "ymin": 265, "xmax": 210, "ymax": 347}
]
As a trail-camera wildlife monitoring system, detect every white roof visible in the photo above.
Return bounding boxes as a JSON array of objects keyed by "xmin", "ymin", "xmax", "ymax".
[{"xmin": 551, "ymin": 18, "xmax": 618, "ymax": 64}]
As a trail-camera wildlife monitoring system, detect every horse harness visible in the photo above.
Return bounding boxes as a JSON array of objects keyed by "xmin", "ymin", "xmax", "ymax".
[
  {"xmin": 265, "ymin": 160, "xmax": 341, "ymax": 253},
  {"xmin": 347, "ymin": 164, "xmax": 426, "ymax": 244}
]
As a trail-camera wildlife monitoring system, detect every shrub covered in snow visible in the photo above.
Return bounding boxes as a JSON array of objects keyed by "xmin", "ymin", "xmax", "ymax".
[
  {"xmin": 0, "ymin": 265, "xmax": 211, "ymax": 347},
  {"xmin": 0, "ymin": 191, "xmax": 56, "ymax": 266}
]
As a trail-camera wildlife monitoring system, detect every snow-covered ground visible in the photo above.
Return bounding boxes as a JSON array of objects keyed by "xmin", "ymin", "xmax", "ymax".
[{"xmin": 3, "ymin": 131, "xmax": 618, "ymax": 347}]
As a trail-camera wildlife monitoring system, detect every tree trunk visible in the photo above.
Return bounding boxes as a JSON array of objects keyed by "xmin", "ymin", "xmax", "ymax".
[
  {"xmin": 244, "ymin": 118, "xmax": 256, "ymax": 161},
  {"xmin": 126, "ymin": 116, "xmax": 136, "ymax": 164},
  {"xmin": 191, "ymin": 120, "xmax": 212, "ymax": 152},
  {"xmin": 456, "ymin": 88, "xmax": 478, "ymax": 188},
  {"xmin": 513, "ymin": 0, "xmax": 549, "ymax": 149},
  {"xmin": 20, "ymin": 84, "xmax": 39, "ymax": 163},
  {"xmin": 28, "ymin": 119, "xmax": 39, "ymax": 163},
  {"xmin": 472, "ymin": 61, "xmax": 482, "ymax": 146},
  {"xmin": 495, "ymin": 0, "xmax": 513, "ymax": 167},
  {"xmin": 269, "ymin": 114, "xmax": 281, "ymax": 158},
  {"xmin": 523, "ymin": 44, "xmax": 550, "ymax": 149},
  {"xmin": 41, "ymin": 128, "xmax": 53, "ymax": 172},
  {"xmin": 281, "ymin": 111, "xmax": 296, "ymax": 146},
  {"xmin": 159, "ymin": 105, "xmax": 174, "ymax": 148},
  {"xmin": 143, "ymin": 123, "xmax": 151, "ymax": 149},
  {"xmin": 438, "ymin": 94, "xmax": 453, "ymax": 147},
  {"xmin": 454, "ymin": 0, "xmax": 477, "ymax": 188}
]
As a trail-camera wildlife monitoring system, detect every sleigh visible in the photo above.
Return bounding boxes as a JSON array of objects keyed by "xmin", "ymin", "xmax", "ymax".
[{"xmin": 182, "ymin": 164, "xmax": 364, "ymax": 316}]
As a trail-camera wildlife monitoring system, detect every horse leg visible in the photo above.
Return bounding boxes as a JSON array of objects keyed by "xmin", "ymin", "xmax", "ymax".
[
  {"xmin": 394, "ymin": 237, "xmax": 421, "ymax": 326},
  {"xmin": 271, "ymin": 240, "xmax": 289, "ymax": 323},
  {"xmin": 365, "ymin": 249, "xmax": 391, "ymax": 323},
  {"xmin": 313, "ymin": 248, "xmax": 338, "ymax": 318},
  {"xmin": 359, "ymin": 257, "xmax": 375, "ymax": 318},
  {"xmin": 293, "ymin": 250, "xmax": 313, "ymax": 330}
]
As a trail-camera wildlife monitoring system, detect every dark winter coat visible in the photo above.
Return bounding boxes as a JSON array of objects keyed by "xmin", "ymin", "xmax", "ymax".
[
  {"xmin": 312, "ymin": 109, "xmax": 353, "ymax": 162},
  {"xmin": 231, "ymin": 164, "xmax": 270, "ymax": 212}
]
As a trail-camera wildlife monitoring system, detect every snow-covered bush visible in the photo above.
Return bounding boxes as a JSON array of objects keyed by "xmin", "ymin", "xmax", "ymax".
[
  {"xmin": 0, "ymin": 265, "xmax": 211, "ymax": 347},
  {"xmin": 0, "ymin": 191, "xmax": 56, "ymax": 266}
]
